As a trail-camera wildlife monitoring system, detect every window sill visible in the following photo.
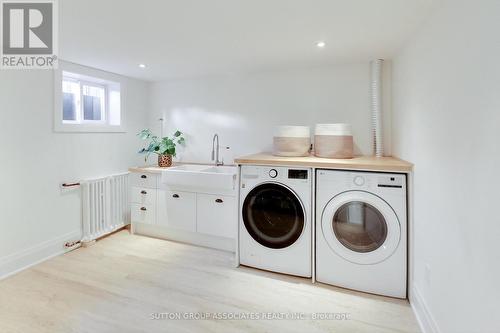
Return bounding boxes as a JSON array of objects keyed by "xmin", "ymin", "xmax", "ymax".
[{"xmin": 54, "ymin": 123, "xmax": 126, "ymax": 133}]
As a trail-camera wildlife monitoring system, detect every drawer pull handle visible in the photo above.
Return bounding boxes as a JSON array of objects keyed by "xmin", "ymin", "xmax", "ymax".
[
  {"xmin": 141, "ymin": 190, "xmax": 147, "ymax": 194},
  {"xmin": 215, "ymin": 198, "xmax": 224, "ymax": 203},
  {"xmin": 140, "ymin": 207, "xmax": 147, "ymax": 211},
  {"xmin": 172, "ymin": 194, "xmax": 180, "ymax": 198},
  {"xmin": 141, "ymin": 175, "xmax": 147, "ymax": 179}
]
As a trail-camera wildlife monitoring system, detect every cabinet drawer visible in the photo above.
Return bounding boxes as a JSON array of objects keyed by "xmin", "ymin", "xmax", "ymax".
[
  {"xmin": 196, "ymin": 194, "xmax": 236, "ymax": 238},
  {"xmin": 161, "ymin": 190, "xmax": 196, "ymax": 232},
  {"xmin": 131, "ymin": 203, "xmax": 156, "ymax": 224},
  {"xmin": 130, "ymin": 172, "xmax": 158, "ymax": 189},
  {"xmin": 131, "ymin": 187, "xmax": 157, "ymax": 205}
]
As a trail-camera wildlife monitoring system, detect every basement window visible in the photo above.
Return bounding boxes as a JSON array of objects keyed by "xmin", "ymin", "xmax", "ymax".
[
  {"xmin": 63, "ymin": 77, "xmax": 107, "ymax": 123},
  {"xmin": 54, "ymin": 62, "xmax": 124, "ymax": 132}
]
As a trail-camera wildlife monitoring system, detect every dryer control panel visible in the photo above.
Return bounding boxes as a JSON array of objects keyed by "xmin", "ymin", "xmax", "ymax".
[
  {"xmin": 317, "ymin": 169, "xmax": 406, "ymax": 194},
  {"xmin": 377, "ymin": 175, "xmax": 404, "ymax": 188}
]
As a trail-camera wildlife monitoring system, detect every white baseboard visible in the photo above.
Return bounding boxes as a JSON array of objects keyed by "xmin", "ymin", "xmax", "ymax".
[
  {"xmin": 0, "ymin": 230, "xmax": 81, "ymax": 280},
  {"xmin": 411, "ymin": 285, "xmax": 441, "ymax": 333}
]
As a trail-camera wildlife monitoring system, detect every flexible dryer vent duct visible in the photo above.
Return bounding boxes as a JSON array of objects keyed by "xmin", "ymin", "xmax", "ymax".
[{"xmin": 371, "ymin": 59, "xmax": 384, "ymax": 157}]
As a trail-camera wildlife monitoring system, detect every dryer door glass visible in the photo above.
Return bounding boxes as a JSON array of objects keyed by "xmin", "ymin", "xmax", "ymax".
[
  {"xmin": 332, "ymin": 201, "xmax": 387, "ymax": 253},
  {"xmin": 242, "ymin": 183, "xmax": 304, "ymax": 249}
]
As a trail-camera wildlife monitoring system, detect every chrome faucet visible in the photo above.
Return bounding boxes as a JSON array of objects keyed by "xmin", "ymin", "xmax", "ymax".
[{"xmin": 211, "ymin": 134, "xmax": 224, "ymax": 166}]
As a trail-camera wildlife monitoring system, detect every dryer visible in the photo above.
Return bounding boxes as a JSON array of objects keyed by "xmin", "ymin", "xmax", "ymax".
[
  {"xmin": 239, "ymin": 165, "xmax": 312, "ymax": 277},
  {"xmin": 316, "ymin": 170, "xmax": 407, "ymax": 298}
]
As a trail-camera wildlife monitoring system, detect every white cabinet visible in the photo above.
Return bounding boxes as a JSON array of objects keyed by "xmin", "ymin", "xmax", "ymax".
[
  {"xmin": 197, "ymin": 194, "xmax": 236, "ymax": 238},
  {"xmin": 130, "ymin": 169, "xmax": 237, "ymax": 251},
  {"xmin": 158, "ymin": 190, "xmax": 196, "ymax": 232}
]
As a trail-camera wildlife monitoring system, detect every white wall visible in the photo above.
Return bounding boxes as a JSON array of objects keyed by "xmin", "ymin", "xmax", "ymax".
[
  {"xmin": 0, "ymin": 63, "xmax": 149, "ymax": 278},
  {"xmin": 149, "ymin": 63, "xmax": 392, "ymax": 164},
  {"xmin": 392, "ymin": 1, "xmax": 500, "ymax": 332}
]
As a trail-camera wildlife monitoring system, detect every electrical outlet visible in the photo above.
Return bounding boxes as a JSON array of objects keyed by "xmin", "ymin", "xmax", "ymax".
[{"xmin": 425, "ymin": 264, "xmax": 431, "ymax": 286}]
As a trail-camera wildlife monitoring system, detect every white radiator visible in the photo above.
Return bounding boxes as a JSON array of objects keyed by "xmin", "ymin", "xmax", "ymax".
[{"xmin": 81, "ymin": 172, "xmax": 130, "ymax": 243}]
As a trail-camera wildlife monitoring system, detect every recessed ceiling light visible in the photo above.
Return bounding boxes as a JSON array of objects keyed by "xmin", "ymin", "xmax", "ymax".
[
  {"xmin": 139, "ymin": 63, "xmax": 146, "ymax": 68},
  {"xmin": 316, "ymin": 41, "xmax": 326, "ymax": 48}
]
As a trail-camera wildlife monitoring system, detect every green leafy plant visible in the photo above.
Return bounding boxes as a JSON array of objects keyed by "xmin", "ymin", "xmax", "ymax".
[{"xmin": 137, "ymin": 129, "xmax": 185, "ymax": 162}]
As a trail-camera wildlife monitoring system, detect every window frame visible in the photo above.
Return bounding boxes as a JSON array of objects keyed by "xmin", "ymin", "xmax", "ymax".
[{"xmin": 54, "ymin": 61, "xmax": 126, "ymax": 133}]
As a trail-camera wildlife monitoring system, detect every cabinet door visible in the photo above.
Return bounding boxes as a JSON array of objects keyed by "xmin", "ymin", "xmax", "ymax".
[
  {"xmin": 131, "ymin": 203, "xmax": 156, "ymax": 225},
  {"xmin": 196, "ymin": 194, "xmax": 236, "ymax": 238},
  {"xmin": 158, "ymin": 190, "xmax": 196, "ymax": 232}
]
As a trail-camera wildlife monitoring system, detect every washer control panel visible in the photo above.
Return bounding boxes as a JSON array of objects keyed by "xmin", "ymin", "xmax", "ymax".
[
  {"xmin": 269, "ymin": 169, "xmax": 278, "ymax": 178},
  {"xmin": 288, "ymin": 169, "xmax": 308, "ymax": 180},
  {"xmin": 241, "ymin": 166, "xmax": 310, "ymax": 185}
]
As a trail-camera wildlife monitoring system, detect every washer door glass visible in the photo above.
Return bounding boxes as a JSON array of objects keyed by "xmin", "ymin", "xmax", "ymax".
[
  {"xmin": 243, "ymin": 183, "xmax": 304, "ymax": 249},
  {"xmin": 333, "ymin": 201, "xmax": 387, "ymax": 253}
]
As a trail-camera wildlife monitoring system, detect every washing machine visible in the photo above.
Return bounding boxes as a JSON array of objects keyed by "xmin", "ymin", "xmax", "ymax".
[
  {"xmin": 239, "ymin": 165, "xmax": 312, "ymax": 277},
  {"xmin": 316, "ymin": 169, "xmax": 407, "ymax": 298}
]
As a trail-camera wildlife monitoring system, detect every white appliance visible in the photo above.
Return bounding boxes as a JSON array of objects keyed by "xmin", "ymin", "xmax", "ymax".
[
  {"xmin": 316, "ymin": 170, "xmax": 407, "ymax": 298},
  {"xmin": 239, "ymin": 165, "xmax": 312, "ymax": 277}
]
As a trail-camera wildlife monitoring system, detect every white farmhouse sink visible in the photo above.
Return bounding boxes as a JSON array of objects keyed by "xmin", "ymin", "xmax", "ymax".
[
  {"xmin": 202, "ymin": 166, "xmax": 238, "ymax": 174},
  {"xmin": 168, "ymin": 164, "xmax": 209, "ymax": 172},
  {"xmin": 161, "ymin": 164, "xmax": 238, "ymax": 190}
]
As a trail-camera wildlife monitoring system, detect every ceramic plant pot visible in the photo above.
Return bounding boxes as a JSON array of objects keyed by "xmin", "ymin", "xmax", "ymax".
[{"xmin": 158, "ymin": 154, "xmax": 172, "ymax": 167}]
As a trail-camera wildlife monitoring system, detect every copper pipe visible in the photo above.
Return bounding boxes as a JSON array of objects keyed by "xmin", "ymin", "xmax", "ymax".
[
  {"xmin": 62, "ymin": 182, "xmax": 81, "ymax": 187},
  {"xmin": 64, "ymin": 240, "xmax": 81, "ymax": 248}
]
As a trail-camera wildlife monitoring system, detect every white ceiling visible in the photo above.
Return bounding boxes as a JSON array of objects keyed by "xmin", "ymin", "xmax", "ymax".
[{"xmin": 60, "ymin": 0, "xmax": 436, "ymax": 82}]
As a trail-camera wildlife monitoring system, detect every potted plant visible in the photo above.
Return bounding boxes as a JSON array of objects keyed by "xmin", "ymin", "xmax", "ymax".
[{"xmin": 137, "ymin": 129, "xmax": 185, "ymax": 167}]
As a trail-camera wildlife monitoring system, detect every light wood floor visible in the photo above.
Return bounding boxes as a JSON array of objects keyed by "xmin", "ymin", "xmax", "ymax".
[{"xmin": 0, "ymin": 231, "xmax": 420, "ymax": 333}]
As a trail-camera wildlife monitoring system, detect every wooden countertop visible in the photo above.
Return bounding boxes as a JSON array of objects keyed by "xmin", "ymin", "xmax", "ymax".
[
  {"xmin": 128, "ymin": 166, "xmax": 168, "ymax": 174},
  {"xmin": 129, "ymin": 161, "xmax": 238, "ymax": 174},
  {"xmin": 234, "ymin": 153, "xmax": 413, "ymax": 172}
]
